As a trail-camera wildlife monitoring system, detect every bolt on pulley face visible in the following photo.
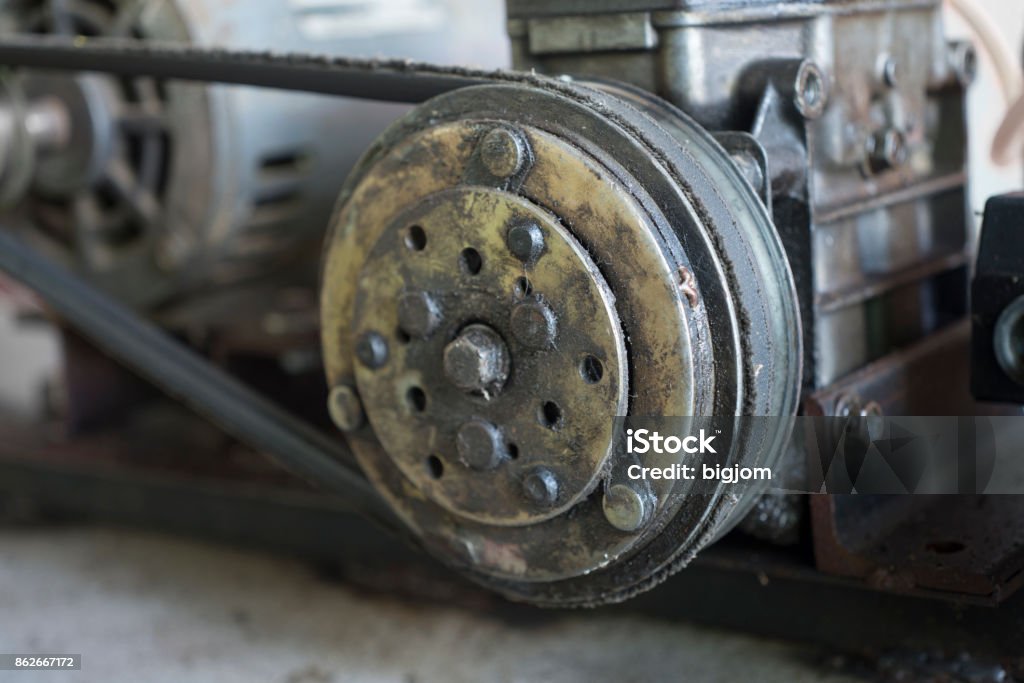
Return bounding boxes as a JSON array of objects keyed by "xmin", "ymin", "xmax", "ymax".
[{"xmin": 320, "ymin": 81, "xmax": 801, "ymax": 606}]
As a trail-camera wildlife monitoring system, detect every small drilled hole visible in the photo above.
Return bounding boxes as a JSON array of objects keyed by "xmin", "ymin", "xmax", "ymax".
[
  {"xmin": 460, "ymin": 247, "xmax": 483, "ymax": 275},
  {"xmin": 426, "ymin": 455, "xmax": 444, "ymax": 479},
  {"xmin": 926, "ymin": 541, "xmax": 966, "ymax": 555},
  {"xmin": 396, "ymin": 328, "xmax": 411, "ymax": 344},
  {"xmin": 507, "ymin": 443, "xmax": 519, "ymax": 460},
  {"xmin": 405, "ymin": 225, "xmax": 427, "ymax": 251},
  {"xmin": 406, "ymin": 386, "xmax": 427, "ymax": 412},
  {"xmin": 513, "ymin": 276, "xmax": 532, "ymax": 298},
  {"xmin": 539, "ymin": 401, "xmax": 563, "ymax": 430},
  {"xmin": 580, "ymin": 355, "xmax": 604, "ymax": 384}
]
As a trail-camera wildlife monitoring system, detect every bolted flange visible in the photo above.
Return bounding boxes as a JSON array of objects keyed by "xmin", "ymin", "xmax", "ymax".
[{"xmin": 322, "ymin": 80, "xmax": 801, "ymax": 603}]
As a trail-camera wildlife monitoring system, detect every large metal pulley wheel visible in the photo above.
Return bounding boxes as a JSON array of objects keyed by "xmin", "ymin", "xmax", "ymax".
[{"xmin": 320, "ymin": 77, "xmax": 802, "ymax": 606}]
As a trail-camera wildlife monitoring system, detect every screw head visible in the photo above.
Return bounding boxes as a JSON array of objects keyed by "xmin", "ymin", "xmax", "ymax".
[
  {"xmin": 443, "ymin": 324, "xmax": 511, "ymax": 395},
  {"xmin": 397, "ymin": 291, "xmax": 441, "ymax": 339},
  {"xmin": 510, "ymin": 299, "xmax": 557, "ymax": 349},
  {"xmin": 327, "ymin": 385, "xmax": 365, "ymax": 432},
  {"xmin": 507, "ymin": 222, "xmax": 545, "ymax": 264},
  {"xmin": 602, "ymin": 484, "xmax": 651, "ymax": 532},
  {"xmin": 456, "ymin": 419, "xmax": 506, "ymax": 470},
  {"xmin": 355, "ymin": 331, "xmax": 389, "ymax": 369},
  {"xmin": 522, "ymin": 467, "xmax": 559, "ymax": 506},
  {"xmin": 479, "ymin": 127, "xmax": 524, "ymax": 178}
]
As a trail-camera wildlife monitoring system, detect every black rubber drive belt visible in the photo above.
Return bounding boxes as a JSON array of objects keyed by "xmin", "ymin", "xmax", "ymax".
[{"xmin": 0, "ymin": 35, "xmax": 498, "ymax": 103}]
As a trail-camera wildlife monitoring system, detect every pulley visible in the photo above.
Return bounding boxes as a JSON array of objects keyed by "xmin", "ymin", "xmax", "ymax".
[{"xmin": 320, "ymin": 77, "xmax": 802, "ymax": 606}]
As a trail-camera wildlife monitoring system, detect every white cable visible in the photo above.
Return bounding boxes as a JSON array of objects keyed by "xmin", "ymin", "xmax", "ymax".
[{"xmin": 992, "ymin": 90, "xmax": 1024, "ymax": 166}]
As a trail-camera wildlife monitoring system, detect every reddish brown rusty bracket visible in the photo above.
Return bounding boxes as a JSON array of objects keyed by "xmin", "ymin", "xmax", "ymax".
[{"xmin": 806, "ymin": 321, "xmax": 1024, "ymax": 602}]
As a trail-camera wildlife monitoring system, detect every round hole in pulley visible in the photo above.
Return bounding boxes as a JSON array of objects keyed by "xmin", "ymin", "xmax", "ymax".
[
  {"xmin": 406, "ymin": 386, "xmax": 427, "ymax": 412},
  {"xmin": 405, "ymin": 225, "xmax": 427, "ymax": 251},
  {"xmin": 580, "ymin": 355, "xmax": 604, "ymax": 384},
  {"xmin": 538, "ymin": 401, "xmax": 563, "ymax": 430},
  {"xmin": 460, "ymin": 247, "xmax": 483, "ymax": 275},
  {"xmin": 513, "ymin": 276, "xmax": 532, "ymax": 298},
  {"xmin": 426, "ymin": 455, "xmax": 444, "ymax": 479}
]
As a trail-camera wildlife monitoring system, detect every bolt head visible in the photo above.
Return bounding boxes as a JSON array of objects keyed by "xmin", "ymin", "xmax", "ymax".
[
  {"xmin": 443, "ymin": 324, "xmax": 510, "ymax": 395},
  {"xmin": 878, "ymin": 54, "xmax": 899, "ymax": 87},
  {"xmin": 479, "ymin": 127, "xmax": 524, "ymax": 178},
  {"xmin": 869, "ymin": 129, "xmax": 907, "ymax": 170},
  {"xmin": 510, "ymin": 300, "xmax": 557, "ymax": 349},
  {"xmin": 355, "ymin": 331, "xmax": 389, "ymax": 369},
  {"xmin": 602, "ymin": 484, "xmax": 651, "ymax": 532},
  {"xmin": 456, "ymin": 420, "xmax": 506, "ymax": 470},
  {"xmin": 523, "ymin": 467, "xmax": 559, "ymax": 506},
  {"xmin": 949, "ymin": 41, "xmax": 978, "ymax": 86},
  {"xmin": 794, "ymin": 61, "xmax": 827, "ymax": 119},
  {"xmin": 835, "ymin": 393, "xmax": 862, "ymax": 417},
  {"xmin": 397, "ymin": 291, "xmax": 441, "ymax": 339},
  {"xmin": 328, "ymin": 385, "xmax": 365, "ymax": 432},
  {"xmin": 507, "ymin": 222, "xmax": 545, "ymax": 264}
]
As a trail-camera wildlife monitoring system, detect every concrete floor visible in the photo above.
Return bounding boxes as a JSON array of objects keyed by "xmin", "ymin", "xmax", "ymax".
[{"xmin": 0, "ymin": 526, "xmax": 862, "ymax": 683}]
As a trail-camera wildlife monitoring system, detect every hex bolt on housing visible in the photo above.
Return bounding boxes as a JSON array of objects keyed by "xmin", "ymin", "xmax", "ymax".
[
  {"xmin": 948, "ymin": 41, "xmax": 978, "ymax": 86},
  {"xmin": 327, "ymin": 385, "xmax": 365, "ymax": 432},
  {"xmin": 510, "ymin": 299, "xmax": 557, "ymax": 349},
  {"xmin": 397, "ymin": 290, "xmax": 441, "ymax": 338},
  {"xmin": 443, "ymin": 324, "xmax": 511, "ymax": 395},
  {"xmin": 602, "ymin": 484, "xmax": 652, "ymax": 532},
  {"xmin": 877, "ymin": 53, "xmax": 899, "ymax": 88},
  {"xmin": 794, "ymin": 61, "xmax": 827, "ymax": 119},
  {"xmin": 456, "ymin": 419, "xmax": 506, "ymax": 470},
  {"xmin": 868, "ymin": 128, "xmax": 907, "ymax": 172},
  {"xmin": 479, "ymin": 127, "xmax": 524, "ymax": 178},
  {"xmin": 522, "ymin": 467, "xmax": 559, "ymax": 506},
  {"xmin": 355, "ymin": 331, "xmax": 389, "ymax": 369},
  {"xmin": 506, "ymin": 222, "xmax": 545, "ymax": 264}
]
